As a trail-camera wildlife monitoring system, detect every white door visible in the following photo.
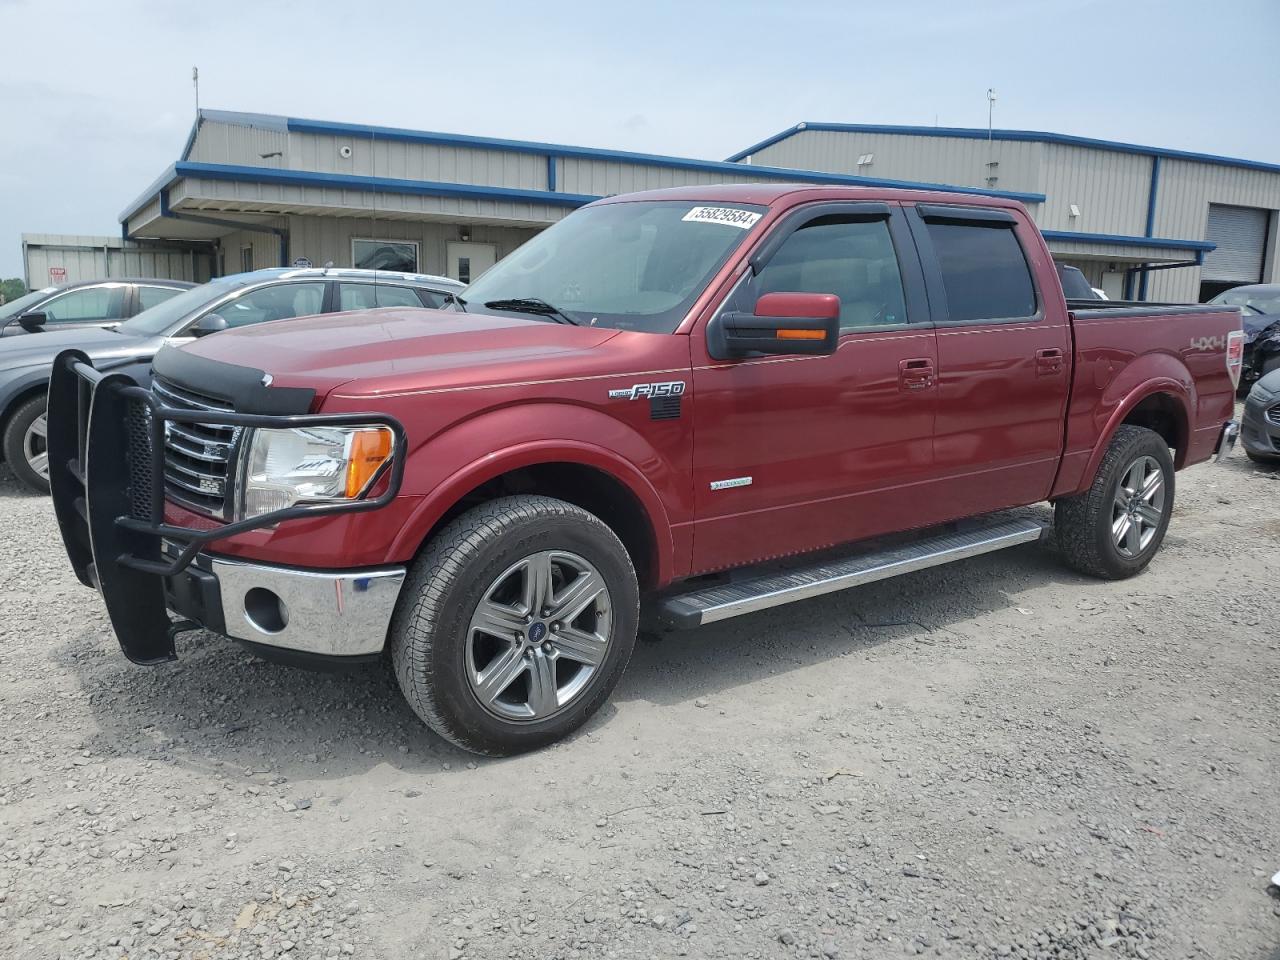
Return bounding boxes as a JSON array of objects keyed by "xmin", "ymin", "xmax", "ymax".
[{"xmin": 446, "ymin": 242, "xmax": 497, "ymax": 285}]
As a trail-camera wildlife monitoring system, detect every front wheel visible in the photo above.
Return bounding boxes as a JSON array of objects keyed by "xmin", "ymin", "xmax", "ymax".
[
  {"xmin": 390, "ymin": 495, "xmax": 640, "ymax": 756},
  {"xmin": 2, "ymin": 395, "xmax": 51, "ymax": 494},
  {"xmin": 1055, "ymin": 425, "xmax": 1175, "ymax": 579}
]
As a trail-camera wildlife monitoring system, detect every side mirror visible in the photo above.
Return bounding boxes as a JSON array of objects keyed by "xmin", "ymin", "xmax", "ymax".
[
  {"xmin": 189, "ymin": 313, "xmax": 228, "ymax": 337},
  {"xmin": 18, "ymin": 311, "xmax": 48, "ymax": 333},
  {"xmin": 707, "ymin": 292, "xmax": 840, "ymax": 360}
]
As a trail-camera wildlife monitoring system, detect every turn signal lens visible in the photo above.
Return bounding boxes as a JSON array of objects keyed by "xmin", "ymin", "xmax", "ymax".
[
  {"xmin": 776, "ymin": 328, "xmax": 826, "ymax": 341},
  {"xmin": 345, "ymin": 428, "xmax": 394, "ymax": 497}
]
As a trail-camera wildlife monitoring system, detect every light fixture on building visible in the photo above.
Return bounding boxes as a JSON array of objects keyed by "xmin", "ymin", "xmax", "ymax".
[
  {"xmin": 459, "ymin": 227, "xmax": 471, "ymax": 242},
  {"xmin": 1069, "ymin": 204, "xmax": 1081, "ymax": 218},
  {"xmin": 856, "ymin": 153, "xmax": 874, "ymax": 166}
]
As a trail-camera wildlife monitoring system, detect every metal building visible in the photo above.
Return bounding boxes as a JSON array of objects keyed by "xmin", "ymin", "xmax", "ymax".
[
  {"xmin": 106, "ymin": 109, "xmax": 1040, "ymax": 285},
  {"xmin": 29, "ymin": 110, "xmax": 1279, "ymax": 305},
  {"xmin": 729, "ymin": 123, "xmax": 1280, "ymax": 302},
  {"xmin": 21, "ymin": 234, "xmax": 214, "ymax": 288}
]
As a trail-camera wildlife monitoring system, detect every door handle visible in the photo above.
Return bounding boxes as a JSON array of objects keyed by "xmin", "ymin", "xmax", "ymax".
[
  {"xmin": 1035, "ymin": 348, "xmax": 1065, "ymax": 376},
  {"xmin": 899, "ymin": 357, "xmax": 935, "ymax": 391}
]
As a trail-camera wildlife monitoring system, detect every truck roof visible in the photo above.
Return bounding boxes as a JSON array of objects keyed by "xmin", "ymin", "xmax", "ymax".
[{"xmin": 593, "ymin": 182, "xmax": 1026, "ymax": 211}]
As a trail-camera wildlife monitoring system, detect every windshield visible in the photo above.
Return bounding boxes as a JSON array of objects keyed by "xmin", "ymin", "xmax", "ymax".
[
  {"xmin": 0, "ymin": 287, "xmax": 56, "ymax": 321},
  {"xmin": 118, "ymin": 275, "xmax": 250, "ymax": 336},
  {"xmin": 463, "ymin": 200, "xmax": 767, "ymax": 333},
  {"xmin": 1211, "ymin": 287, "xmax": 1280, "ymax": 315}
]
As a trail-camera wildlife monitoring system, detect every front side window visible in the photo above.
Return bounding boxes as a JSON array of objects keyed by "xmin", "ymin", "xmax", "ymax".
[
  {"xmin": 42, "ymin": 286, "xmax": 127, "ymax": 323},
  {"xmin": 353, "ymin": 239, "xmax": 419, "ymax": 273},
  {"xmin": 925, "ymin": 221, "xmax": 1037, "ymax": 323},
  {"xmin": 463, "ymin": 200, "xmax": 766, "ymax": 333},
  {"xmin": 213, "ymin": 281, "xmax": 327, "ymax": 328},
  {"xmin": 338, "ymin": 283, "xmax": 426, "ymax": 311},
  {"xmin": 137, "ymin": 285, "xmax": 185, "ymax": 311},
  {"xmin": 754, "ymin": 217, "xmax": 908, "ymax": 331}
]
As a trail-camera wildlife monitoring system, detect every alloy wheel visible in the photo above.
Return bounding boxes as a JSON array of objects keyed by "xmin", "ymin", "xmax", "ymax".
[
  {"xmin": 1111, "ymin": 455, "xmax": 1165, "ymax": 558},
  {"xmin": 24, "ymin": 414, "xmax": 49, "ymax": 481},
  {"xmin": 465, "ymin": 550, "xmax": 612, "ymax": 722}
]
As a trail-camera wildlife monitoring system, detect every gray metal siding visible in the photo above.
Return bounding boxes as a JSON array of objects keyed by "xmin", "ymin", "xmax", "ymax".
[
  {"xmin": 557, "ymin": 158, "xmax": 775, "ymax": 197},
  {"xmin": 1038, "ymin": 144, "xmax": 1152, "ymax": 236},
  {"xmin": 21, "ymin": 235, "xmax": 212, "ymax": 286},
  {"xmin": 741, "ymin": 129, "xmax": 1044, "ymax": 195},
  {"xmin": 1151, "ymin": 157, "xmax": 1280, "ymax": 245}
]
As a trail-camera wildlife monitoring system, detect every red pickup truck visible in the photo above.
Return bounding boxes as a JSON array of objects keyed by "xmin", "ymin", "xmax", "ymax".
[{"xmin": 49, "ymin": 184, "xmax": 1243, "ymax": 756}]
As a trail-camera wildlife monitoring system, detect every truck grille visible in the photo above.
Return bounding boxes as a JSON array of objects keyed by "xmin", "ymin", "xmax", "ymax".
[
  {"xmin": 152, "ymin": 376, "xmax": 238, "ymax": 518},
  {"xmin": 1267, "ymin": 405, "xmax": 1280, "ymax": 427}
]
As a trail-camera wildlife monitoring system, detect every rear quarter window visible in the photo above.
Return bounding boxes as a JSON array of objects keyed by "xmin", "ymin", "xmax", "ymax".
[{"xmin": 926, "ymin": 221, "xmax": 1037, "ymax": 322}]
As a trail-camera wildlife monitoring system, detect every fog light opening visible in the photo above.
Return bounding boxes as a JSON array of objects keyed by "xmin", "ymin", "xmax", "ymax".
[{"xmin": 244, "ymin": 588, "xmax": 289, "ymax": 634}]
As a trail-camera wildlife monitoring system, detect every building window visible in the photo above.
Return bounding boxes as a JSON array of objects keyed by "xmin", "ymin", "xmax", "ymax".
[{"xmin": 352, "ymin": 239, "xmax": 419, "ymax": 273}]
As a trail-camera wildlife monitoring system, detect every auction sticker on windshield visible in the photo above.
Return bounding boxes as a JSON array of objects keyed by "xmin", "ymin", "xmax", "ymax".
[{"xmin": 681, "ymin": 207, "xmax": 762, "ymax": 229}]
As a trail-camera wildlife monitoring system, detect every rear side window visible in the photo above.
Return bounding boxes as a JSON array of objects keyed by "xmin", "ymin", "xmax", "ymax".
[
  {"xmin": 137, "ymin": 285, "xmax": 184, "ymax": 311},
  {"xmin": 926, "ymin": 222, "xmax": 1036, "ymax": 322},
  {"xmin": 217, "ymin": 281, "xmax": 326, "ymax": 328},
  {"xmin": 755, "ymin": 217, "xmax": 908, "ymax": 331},
  {"xmin": 338, "ymin": 283, "xmax": 427, "ymax": 311}
]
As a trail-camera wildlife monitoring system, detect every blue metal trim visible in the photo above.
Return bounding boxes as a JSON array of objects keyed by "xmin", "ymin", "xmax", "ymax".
[
  {"xmin": 727, "ymin": 122, "xmax": 1280, "ymax": 175},
  {"xmin": 172, "ymin": 161, "xmax": 599, "ymax": 207},
  {"xmin": 118, "ymin": 163, "xmax": 179, "ymax": 225},
  {"xmin": 546, "ymin": 155, "xmax": 557, "ymax": 192},
  {"xmin": 1144, "ymin": 155, "xmax": 1161, "ymax": 238},
  {"xmin": 284, "ymin": 116, "xmax": 1043, "ymax": 203},
  {"xmin": 1040, "ymin": 229, "xmax": 1215, "ymax": 253}
]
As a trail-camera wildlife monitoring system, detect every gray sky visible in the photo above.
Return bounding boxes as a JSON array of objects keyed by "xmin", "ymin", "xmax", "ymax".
[{"xmin": 1, "ymin": 0, "xmax": 1277, "ymax": 278}]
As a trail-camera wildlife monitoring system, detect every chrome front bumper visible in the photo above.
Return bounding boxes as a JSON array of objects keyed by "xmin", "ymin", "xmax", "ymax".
[{"xmin": 205, "ymin": 555, "xmax": 407, "ymax": 657}]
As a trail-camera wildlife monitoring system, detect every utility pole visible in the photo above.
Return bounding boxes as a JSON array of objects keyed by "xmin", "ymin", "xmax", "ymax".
[
  {"xmin": 985, "ymin": 88, "xmax": 999, "ymax": 188},
  {"xmin": 193, "ymin": 66, "xmax": 200, "ymax": 115}
]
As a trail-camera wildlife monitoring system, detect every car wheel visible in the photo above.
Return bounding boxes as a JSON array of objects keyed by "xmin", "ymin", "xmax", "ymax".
[
  {"xmin": 390, "ymin": 495, "xmax": 640, "ymax": 756},
  {"xmin": 1055, "ymin": 425, "xmax": 1175, "ymax": 580},
  {"xmin": 2, "ymin": 395, "xmax": 51, "ymax": 494}
]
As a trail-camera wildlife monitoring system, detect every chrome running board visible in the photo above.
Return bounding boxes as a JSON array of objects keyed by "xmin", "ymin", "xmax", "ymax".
[{"xmin": 659, "ymin": 517, "xmax": 1046, "ymax": 628}]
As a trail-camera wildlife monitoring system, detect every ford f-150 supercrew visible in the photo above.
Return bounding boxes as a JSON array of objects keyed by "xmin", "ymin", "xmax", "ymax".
[{"xmin": 48, "ymin": 184, "xmax": 1244, "ymax": 756}]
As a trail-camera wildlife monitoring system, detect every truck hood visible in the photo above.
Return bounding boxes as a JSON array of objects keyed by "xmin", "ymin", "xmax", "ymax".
[
  {"xmin": 175, "ymin": 307, "xmax": 621, "ymax": 397},
  {"xmin": 0, "ymin": 325, "xmax": 159, "ymax": 370}
]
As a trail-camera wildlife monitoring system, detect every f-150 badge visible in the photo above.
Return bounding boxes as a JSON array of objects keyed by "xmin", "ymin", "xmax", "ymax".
[{"xmin": 608, "ymin": 381, "xmax": 686, "ymax": 401}]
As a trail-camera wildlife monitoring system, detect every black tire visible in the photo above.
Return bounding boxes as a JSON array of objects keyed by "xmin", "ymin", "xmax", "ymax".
[
  {"xmin": 1054, "ymin": 425, "xmax": 1175, "ymax": 580},
  {"xmin": 2, "ymin": 394, "xmax": 50, "ymax": 494},
  {"xmin": 390, "ymin": 495, "xmax": 640, "ymax": 756}
]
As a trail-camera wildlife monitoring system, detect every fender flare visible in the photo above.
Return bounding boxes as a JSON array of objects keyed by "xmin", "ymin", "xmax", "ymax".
[
  {"xmin": 387, "ymin": 438, "xmax": 678, "ymax": 585},
  {"xmin": 0, "ymin": 370, "xmax": 52, "ymax": 427},
  {"xmin": 1080, "ymin": 377, "xmax": 1192, "ymax": 487}
]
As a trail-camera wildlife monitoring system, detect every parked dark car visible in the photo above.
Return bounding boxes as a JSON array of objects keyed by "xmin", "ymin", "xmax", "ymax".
[
  {"xmin": 0, "ymin": 267, "xmax": 464, "ymax": 493},
  {"xmin": 1241, "ymin": 367, "xmax": 1280, "ymax": 464},
  {"xmin": 1208, "ymin": 284, "xmax": 1280, "ymax": 390},
  {"xmin": 0, "ymin": 278, "xmax": 195, "ymax": 337}
]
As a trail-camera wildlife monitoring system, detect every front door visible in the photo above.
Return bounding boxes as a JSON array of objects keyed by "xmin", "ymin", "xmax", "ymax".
[
  {"xmin": 904, "ymin": 204, "xmax": 1072, "ymax": 518},
  {"xmin": 690, "ymin": 203, "xmax": 939, "ymax": 575},
  {"xmin": 446, "ymin": 242, "xmax": 498, "ymax": 285}
]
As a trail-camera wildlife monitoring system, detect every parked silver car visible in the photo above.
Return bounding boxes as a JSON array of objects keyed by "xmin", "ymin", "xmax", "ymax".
[
  {"xmin": 0, "ymin": 267, "xmax": 464, "ymax": 492},
  {"xmin": 0, "ymin": 278, "xmax": 195, "ymax": 337}
]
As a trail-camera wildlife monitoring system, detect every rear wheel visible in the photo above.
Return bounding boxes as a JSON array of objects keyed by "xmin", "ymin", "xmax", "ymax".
[
  {"xmin": 1055, "ymin": 425, "xmax": 1175, "ymax": 579},
  {"xmin": 2, "ymin": 395, "xmax": 51, "ymax": 494},
  {"xmin": 390, "ymin": 495, "xmax": 639, "ymax": 756}
]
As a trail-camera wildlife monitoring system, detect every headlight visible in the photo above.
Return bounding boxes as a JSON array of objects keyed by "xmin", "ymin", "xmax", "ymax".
[{"xmin": 237, "ymin": 424, "xmax": 395, "ymax": 520}]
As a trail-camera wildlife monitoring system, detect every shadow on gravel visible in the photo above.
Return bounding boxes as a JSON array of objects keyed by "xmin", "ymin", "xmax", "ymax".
[{"xmin": 54, "ymin": 507, "xmax": 1098, "ymax": 780}]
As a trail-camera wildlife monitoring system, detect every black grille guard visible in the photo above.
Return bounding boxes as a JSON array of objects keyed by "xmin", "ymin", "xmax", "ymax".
[{"xmin": 48, "ymin": 349, "xmax": 407, "ymax": 665}]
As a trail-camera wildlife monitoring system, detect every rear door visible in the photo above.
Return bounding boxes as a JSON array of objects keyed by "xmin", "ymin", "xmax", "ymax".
[
  {"xmin": 905, "ymin": 203, "xmax": 1071, "ymax": 516},
  {"xmin": 690, "ymin": 202, "xmax": 939, "ymax": 573},
  {"xmin": 38, "ymin": 283, "xmax": 129, "ymax": 330}
]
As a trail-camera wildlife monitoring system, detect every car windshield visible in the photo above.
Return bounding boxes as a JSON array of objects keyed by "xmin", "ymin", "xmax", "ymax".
[
  {"xmin": 462, "ymin": 200, "xmax": 767, "ymax": 333},
  {"xmin": 0, "ymin": 287, "xmax": 57, "ymax": 321},
  {"xmin": 1212, "ymin": 287, "xmax": 1280, "ymax": 314},
  {"xmin": 118, "ymin": 275, "xmax": 251, "ymax": 336}
]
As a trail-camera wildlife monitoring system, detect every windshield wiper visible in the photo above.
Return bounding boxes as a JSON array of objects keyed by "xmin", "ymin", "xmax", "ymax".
[{"xmin": 483, "ymin": 298, "xmax": 581, "ymax": 326}]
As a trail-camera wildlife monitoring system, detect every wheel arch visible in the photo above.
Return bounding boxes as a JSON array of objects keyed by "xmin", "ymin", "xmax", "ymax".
[
  {"xmin": 1081, "ymin": 380, "xmax": 1192, "ymax": 490},
  {"xmin": 0, "ymin": 376, "xmax": 51, "ymax": 463},
  {"xmin": 389, "ymin": 441, "xmax": 675, "ymax": 590}
]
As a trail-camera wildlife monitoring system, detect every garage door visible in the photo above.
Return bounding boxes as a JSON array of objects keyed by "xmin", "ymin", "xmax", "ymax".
[{"xmin": 1202, "ymin": 204, "xmax": 1269, "ymax": 282}]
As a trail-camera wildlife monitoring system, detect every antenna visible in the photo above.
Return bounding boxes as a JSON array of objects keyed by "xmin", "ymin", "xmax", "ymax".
[
  {"xmin": 192, "ymin": 66, "xmax": 200, "ymax": 115},
  {"xmin": 985, "ymin": 88, "xmax": 999, "ymax": 189},
  {"xmin": 986, "ymin": 87, "xmax": 996, "ymax": 142}
]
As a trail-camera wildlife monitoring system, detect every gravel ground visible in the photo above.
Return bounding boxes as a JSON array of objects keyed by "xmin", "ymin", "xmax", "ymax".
[{"xmin": 2, "ymin": 447, "xmax": 1279, "ymax": 960}]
